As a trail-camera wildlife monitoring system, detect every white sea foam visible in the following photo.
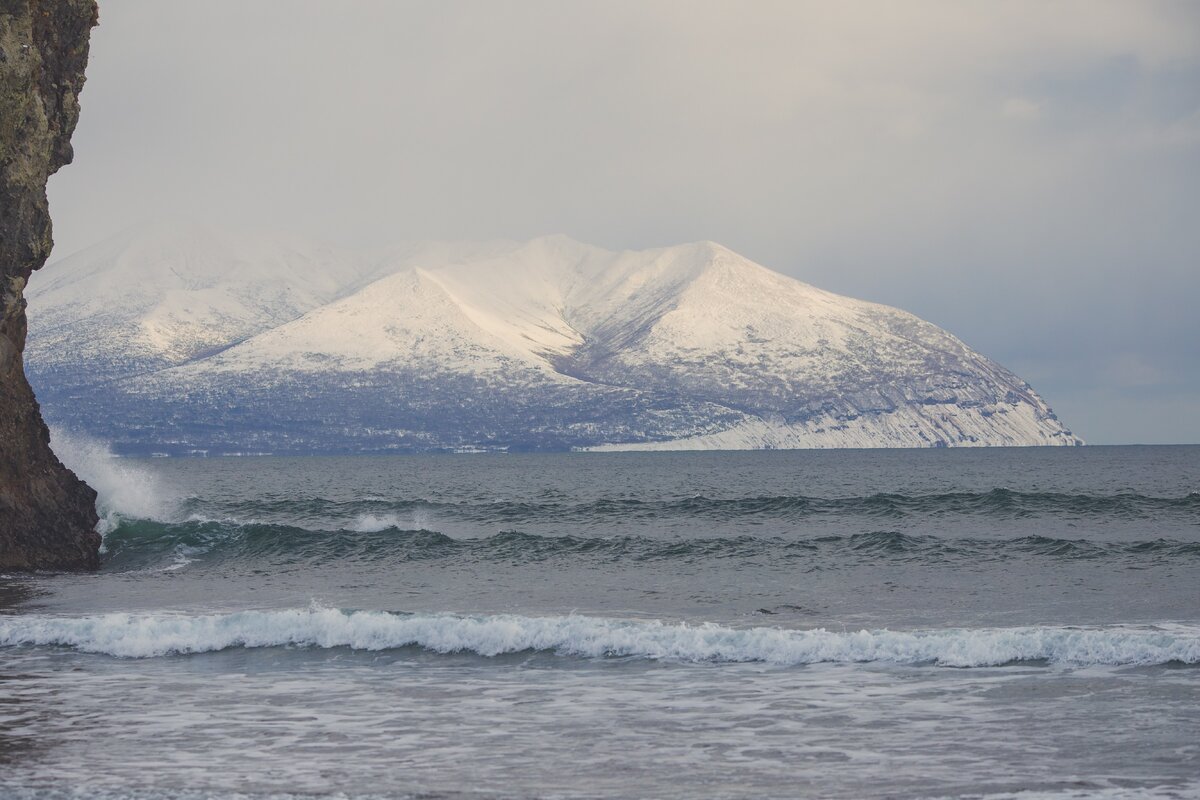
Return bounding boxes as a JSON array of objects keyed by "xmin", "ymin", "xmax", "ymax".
[
  {"xmin": 47, "ymin": 428, "xmax": 179, "ymax": 534},
  {"xmin": 1, "ymin": 607, "xmax": 1197, "ymax": 665}
]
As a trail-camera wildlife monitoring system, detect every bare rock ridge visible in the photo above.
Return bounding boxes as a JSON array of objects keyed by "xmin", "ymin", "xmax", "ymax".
[{"xmin": 0, "ymin": 0, "xmax": 99, "ymax": 569}]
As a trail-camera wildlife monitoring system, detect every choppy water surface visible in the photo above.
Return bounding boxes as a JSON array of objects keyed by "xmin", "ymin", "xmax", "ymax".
[{"xmin": 2, "ymin": 447, "xmax": 1199, "ymax": 799}]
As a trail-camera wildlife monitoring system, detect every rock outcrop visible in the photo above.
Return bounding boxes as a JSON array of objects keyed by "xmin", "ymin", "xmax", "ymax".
[{"xmin": 0, "ymin": 0, "xmax": 99, "ymax": 569}]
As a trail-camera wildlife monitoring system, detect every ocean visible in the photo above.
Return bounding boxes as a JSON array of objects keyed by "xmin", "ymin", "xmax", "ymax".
[{"xmin": 1, "ymin": 447, "xmax": 1198, "ymax": 799}]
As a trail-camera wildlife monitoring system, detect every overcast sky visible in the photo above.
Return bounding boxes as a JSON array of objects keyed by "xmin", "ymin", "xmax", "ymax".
[{"xmin": 46, "ymin": 1, "xmax": 1200, "ymax": 444}]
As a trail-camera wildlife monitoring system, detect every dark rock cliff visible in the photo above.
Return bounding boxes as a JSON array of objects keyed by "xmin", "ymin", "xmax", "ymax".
[{"xmin": 0, "ymin": 0, "xmax": 99, "ymax": 569}]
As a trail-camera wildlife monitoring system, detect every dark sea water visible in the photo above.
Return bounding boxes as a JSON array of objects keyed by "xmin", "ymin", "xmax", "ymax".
[{"xmin": 2, "ymin": 447, "xmax": 1199, "ymax": 799}]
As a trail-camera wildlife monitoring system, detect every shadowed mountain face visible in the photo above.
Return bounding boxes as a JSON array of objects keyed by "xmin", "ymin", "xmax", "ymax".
[
  {"xmin": 28, "ymin": 228, "xmax": 1080, "ymax": 455},
  {"xmin": 0, "ymin": 0, "xmax": 99, "ymax": 569}
]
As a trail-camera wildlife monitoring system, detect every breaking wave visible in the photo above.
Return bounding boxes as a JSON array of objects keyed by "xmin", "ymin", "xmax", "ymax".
[
  {"xmin": 1, "ymin": 607, "xmax": 1197, "ymax": 665},
  {"xmin": 48, "ymin": 428, "xmax": 180, "ymax": 534}
]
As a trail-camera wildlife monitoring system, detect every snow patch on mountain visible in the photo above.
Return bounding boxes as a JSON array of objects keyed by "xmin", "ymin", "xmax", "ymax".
[{"xmin": 585, "ymin": 402, "xmax": 1067, "ymax": 451}]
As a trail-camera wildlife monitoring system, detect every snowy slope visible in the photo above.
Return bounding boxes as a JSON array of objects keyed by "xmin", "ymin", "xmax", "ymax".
[
  {"xmin": 25, "ymin": 228, "xmax": 1081, "ymax": 453},
  {"xmin": 27, "ymin": 225, "xmax": 370, "ymax": 380},
  {"xmin": 196, "ymin": 267, "xmax": 577, "ymax": 379},
  {"xmin": 25, "ymin": 225, "xmax": 512, "ymax": 382},
  {"xmin": 562, "ymin": 242, "xmax": 1050, "ymax": 420}
]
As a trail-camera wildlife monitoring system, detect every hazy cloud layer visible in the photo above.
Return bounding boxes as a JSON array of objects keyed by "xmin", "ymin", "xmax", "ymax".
[{"xmin": 47, "ymin": 1, "xmax": 1200, "ymax": 443}]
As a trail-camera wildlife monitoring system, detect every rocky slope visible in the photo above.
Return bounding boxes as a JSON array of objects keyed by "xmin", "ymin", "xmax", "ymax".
[
  {"xmin": 0, "ymin": 0, "xmax": 99, "ymax": 569},
  {"xmin": 27, "ymin": 228, "xmax": 1082, "ymax": 454}
]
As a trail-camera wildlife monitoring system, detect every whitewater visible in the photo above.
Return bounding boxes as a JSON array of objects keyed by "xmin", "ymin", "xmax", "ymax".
[
  {"xmin": 4, "ymin": 607, "xmax": 1199, "ymax": 665},
  {"xmin": 3, "ymin": 446, "xmax": 1199, "ymax": 799}
]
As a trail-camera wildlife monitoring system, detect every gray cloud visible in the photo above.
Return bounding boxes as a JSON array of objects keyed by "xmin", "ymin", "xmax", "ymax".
[{"xmin": 46, "ymin": 0, "xmax": 1200, "ymax": 443}]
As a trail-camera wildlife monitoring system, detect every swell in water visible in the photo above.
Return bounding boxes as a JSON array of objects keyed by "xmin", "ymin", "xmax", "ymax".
[
  {"xmin": 98, "ymin": 518, "xmax": 1200, "ymax": 573},
  {"xmin": 184, "ymin": 488, "xmax": 1200, "ymax": 525},
  {"xmin": 2, "ymin": 606, "xmax": 1198, "ymax": 666},
  {"xmin": 40, "ymin": 435, "xmax": 1200, "ymax": 569}
]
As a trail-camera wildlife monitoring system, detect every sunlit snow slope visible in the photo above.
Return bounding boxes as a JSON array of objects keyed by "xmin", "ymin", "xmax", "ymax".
[{"xmin": 26, "ymin": 227, "xmax": 1080, "ymax": 454}]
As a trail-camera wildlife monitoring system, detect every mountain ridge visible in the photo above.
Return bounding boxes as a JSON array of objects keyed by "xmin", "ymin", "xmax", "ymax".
[{"xmin": 26, "ymin": 226, "xmax": 1082, "ymax": 454}]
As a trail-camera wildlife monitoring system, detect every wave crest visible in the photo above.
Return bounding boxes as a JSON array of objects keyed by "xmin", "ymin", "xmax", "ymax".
[{"xmin": 1, "ymin": 607, "xmax": 1197, "ymax": 666}]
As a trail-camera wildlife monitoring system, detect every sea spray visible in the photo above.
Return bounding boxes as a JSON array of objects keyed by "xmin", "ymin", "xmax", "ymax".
[
  {"xmin": 348, "ymin": 513, "xmax": 412, "ymax": 533},
  {"xmin": 48, "ymin": 428, "xmax": 181, "ymax": 536}
]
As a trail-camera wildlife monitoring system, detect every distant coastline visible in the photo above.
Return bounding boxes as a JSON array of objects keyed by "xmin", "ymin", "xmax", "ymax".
[{"xmin": 29, "ymin": 228, "xmax": 1078, "ymax": 455}]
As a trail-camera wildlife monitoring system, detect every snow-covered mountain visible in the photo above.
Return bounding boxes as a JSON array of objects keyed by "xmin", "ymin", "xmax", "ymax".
[{"xmin": 26, "ymin": 226, "xmax": 1081, "ymax": 454}]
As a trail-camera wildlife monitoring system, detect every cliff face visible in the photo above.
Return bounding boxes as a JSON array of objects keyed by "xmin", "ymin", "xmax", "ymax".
[{"xmin": 0, "ymin": 0, "xmax": 99, "ymax": 569}]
